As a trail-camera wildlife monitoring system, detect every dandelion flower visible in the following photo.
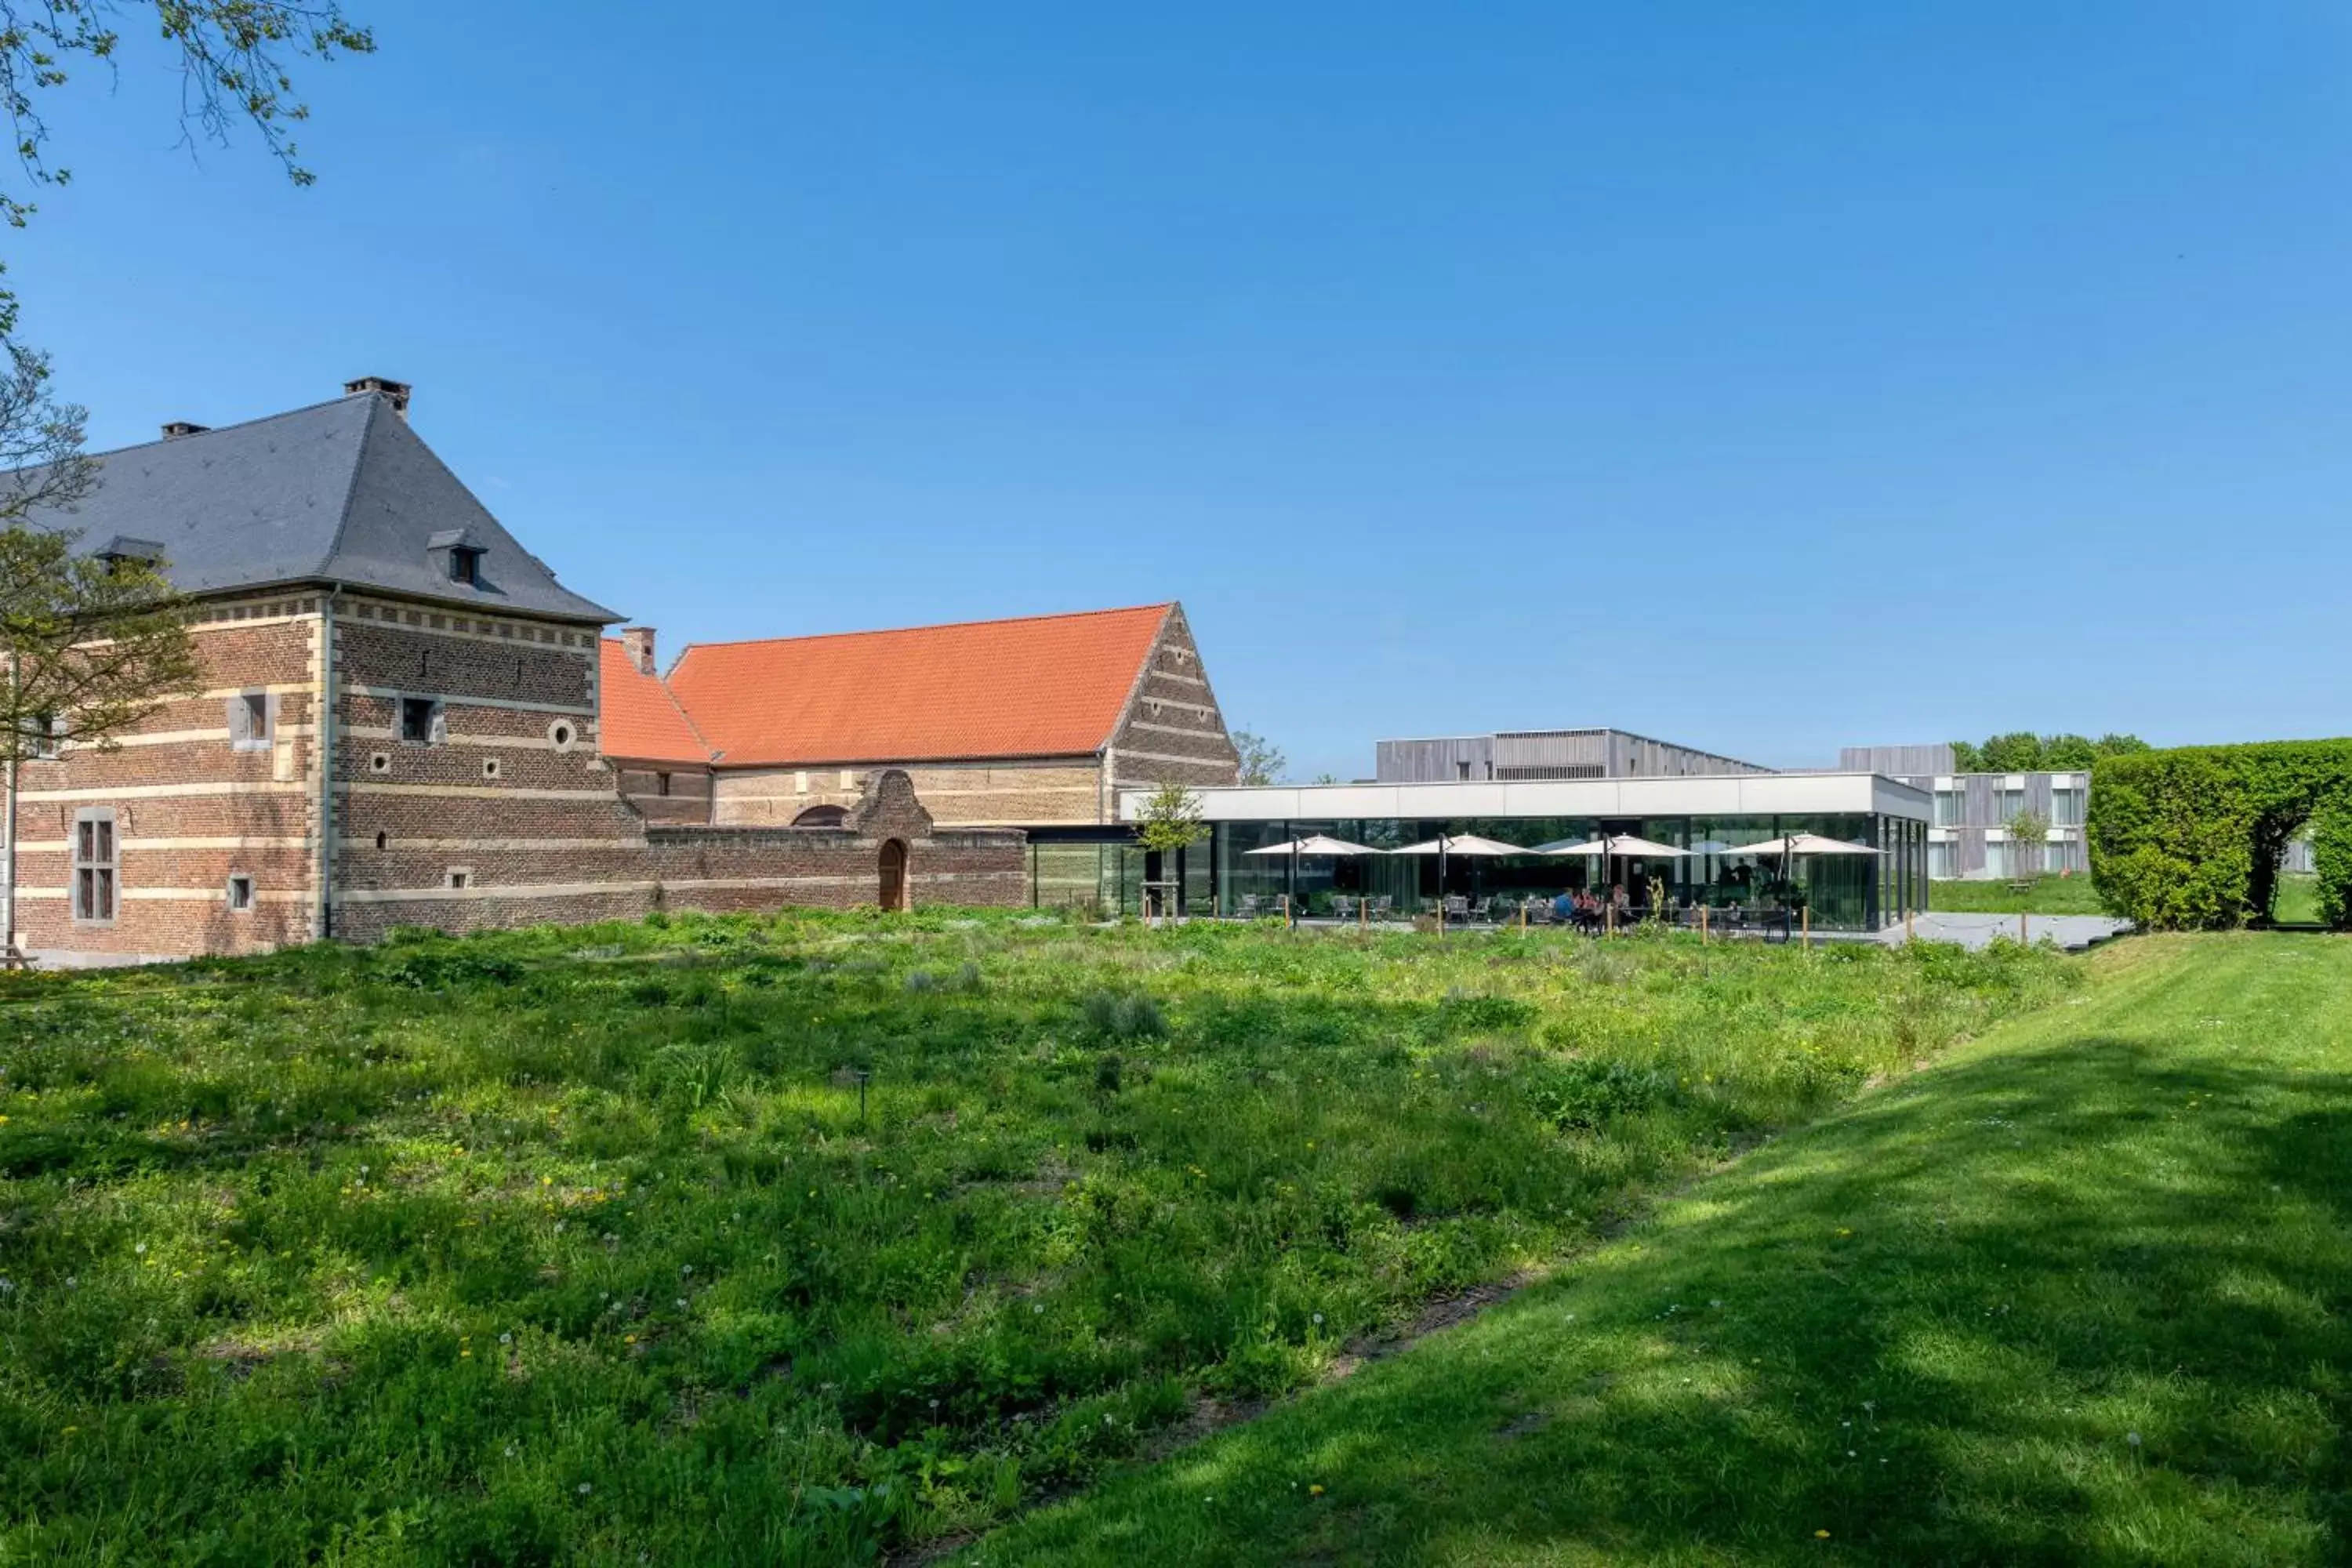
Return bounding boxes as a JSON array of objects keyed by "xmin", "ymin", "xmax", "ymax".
[
  {"xmin": 1815, "ymin": 1529, "xmax": 1830, "ymax": 1539},
  {"xmin": 1308, "ymin": 1484, "xmax": 1324, "ymax": 1497},
  {"xmin": 577, "ymin": 1483, "xmax": 593, "ymax": 1496}
]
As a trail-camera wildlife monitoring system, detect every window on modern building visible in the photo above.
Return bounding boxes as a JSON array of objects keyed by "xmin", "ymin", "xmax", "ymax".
[
  {"xmin": 399, "ymin": 697, "xmax": 445, "ymax": 744},
  {"xmin": 1996, "ymin": 788, "xmax": 2026, "ymax": 821},
  {"xmin": 73, "ymin": 808, "xmax": 117, "ymax": 923},
  {"xmin": 1934, "ymin": 790, "xmax": 1965, "ymax": 827},
  {"xmin": 449, "ymin": 546, "xmax": 485, "ymax": 585},
  {"xmin": 226, "ymin": 874, "xmax": 255, "ymax": 913},
  {"xmin": 2051, "ymin": 788, "xmax": 2084, "ymax": 826},
  {"xmin": 1456, "ymin": 760, "xmax": 1472, "ymax": 780},
  {"xmin": 1928, "ymin": 840, "xmax": 1952, "ymax": 879},
  {"xmin": 227, "ymin": 691, "xmax": 272, "ymax": 753}
]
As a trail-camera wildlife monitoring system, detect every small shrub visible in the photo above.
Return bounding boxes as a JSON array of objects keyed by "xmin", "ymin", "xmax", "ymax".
[
  {"xmin": 1523, "ymin": 1058, "xmax": 1675, "ymax": 1131},
  {"xmin": 1080, "ymin": 991, "xmax": 1165, "ymax": 1041}
]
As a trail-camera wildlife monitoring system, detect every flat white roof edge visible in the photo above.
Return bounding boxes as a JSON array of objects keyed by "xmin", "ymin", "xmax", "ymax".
[{"xmin": 1118, "ymin": 771, "xmax": 1930, "ymax": 823}]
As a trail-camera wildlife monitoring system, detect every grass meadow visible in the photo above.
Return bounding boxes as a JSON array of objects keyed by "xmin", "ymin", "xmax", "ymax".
[
  {"xmin": 981, "ymin": 935, "xmax": 2352, "ymax": 1566},
  {"xmin": 1929, "ymin": 875, "xmax": 2107, "ymax": 916},
  {"xmin": 1929, "ymin": 872, "xmax": 2325, "ymax": 925},
  {"xmin": 0, "ymin": 911, "xmax": 2074, "ymax": 1565}
]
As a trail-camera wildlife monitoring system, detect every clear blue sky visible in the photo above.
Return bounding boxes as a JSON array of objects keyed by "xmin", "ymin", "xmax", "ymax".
[{"xmin": 13, "ymin": 2, "xmax": 2351, "ymax": 778}]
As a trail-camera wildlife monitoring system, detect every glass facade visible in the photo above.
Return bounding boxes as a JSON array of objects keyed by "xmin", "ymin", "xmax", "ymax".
[{"xmin": 1189, "ymin": 812, "xmax": 1926, "ymax": 931}]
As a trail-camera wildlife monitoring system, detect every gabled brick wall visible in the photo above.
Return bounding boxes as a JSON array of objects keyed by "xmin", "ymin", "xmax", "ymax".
[{"xmin": 1107, "ymin": 604, "xmax": 1240, "ymax": 795}]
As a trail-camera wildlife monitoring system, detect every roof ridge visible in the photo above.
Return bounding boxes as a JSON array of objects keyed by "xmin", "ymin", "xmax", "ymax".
[
  {"xmin": 601, "ymin": 636, "xmax": 717, "ymax": 761},
  {"xmin": 673, "ymin": 601, "xmax": 1173, "ymax": 661},
  {"xmin": 313, "ymin": 393, "xmax": 386, "ymax": 577},
  {"xmin": 78, "ymin": 390, "xmax": 379, "ymax": 464}
]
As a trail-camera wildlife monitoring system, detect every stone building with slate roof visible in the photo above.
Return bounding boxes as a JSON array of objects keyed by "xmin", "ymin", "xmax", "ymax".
[{"xmin": 3, "ymin": 378, "xmax": 1047, "ymax": 961}]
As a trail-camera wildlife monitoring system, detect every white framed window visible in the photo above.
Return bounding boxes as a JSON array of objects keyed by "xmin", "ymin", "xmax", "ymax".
[
  {"xmin": 72, "ymin": 808, "xmax": 118, "ymax": 924},
  {"xmin": 226, "ymin": 874, "xmax": 255, "ymax": 913},
  {"xmin": 227, "ymin": 691, "xmax": 273, "ymax": 753},
  {"xmin": 445, "ymin": 867, "xmax": 473, "ymax": 890},
  {"xmin": 547, "ymin": 719, "xmax": 578, "ymax": 752}
]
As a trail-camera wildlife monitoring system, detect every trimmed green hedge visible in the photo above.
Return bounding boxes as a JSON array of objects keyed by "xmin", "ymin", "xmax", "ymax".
[{"xmin": 2087, "ymin": 739, "xmax": 2352, "ymax": 931}]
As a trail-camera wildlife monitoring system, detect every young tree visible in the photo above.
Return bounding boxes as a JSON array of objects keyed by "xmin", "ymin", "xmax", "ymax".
[
  {"xmin": 2006, "ymin": 807, "xmax": 2051, "ymax": 881},
  {"xmin": 1133, "ymin": 782, "xmax": 1208, "ymax": 923},
  {"xmin": 1230, "ymin": 730, "xmax": 1284, "ymax": 787},
  {"xmin": 0, "ymin": 2, "xmax": 376, "ymax": 234},
  {"xmin": 3, "ymin": 522, "xmax": 199, "ymax": 953}
]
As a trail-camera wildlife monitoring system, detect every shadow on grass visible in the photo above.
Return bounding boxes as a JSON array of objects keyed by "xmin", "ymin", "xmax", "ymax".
[{"xmin": 979, "ymin": 1012, "xmax": 2352, "ymax": 1564}]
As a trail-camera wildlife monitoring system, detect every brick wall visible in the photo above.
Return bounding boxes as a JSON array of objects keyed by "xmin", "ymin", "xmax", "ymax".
[
  {"xmin": 328, "ymin": 599, "xmax": 648, "ymax": 944},
  {"xmin": 9, "ymin": 590, "xmax": 1040, "ymax": 961},
  {"xmin": 11, "ymin": 607, "xmax": 324, "ymax": 959},
  {"xmin": 612, "ymin": 760, "xmax": 713, "ymax": 824},
  {"xmin": 713, "ymin": 758, "xmax": 1105, "ymax": 828}
]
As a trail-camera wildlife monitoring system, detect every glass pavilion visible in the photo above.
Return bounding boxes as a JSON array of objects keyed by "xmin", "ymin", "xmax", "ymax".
[{"xmin": 1113, "ymin": 772, "xmax": 1932, "ymax": 932}]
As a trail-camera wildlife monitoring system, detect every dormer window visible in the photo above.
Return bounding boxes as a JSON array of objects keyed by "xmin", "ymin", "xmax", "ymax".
[
  {"xmin": 426, "ymin": 528, "xmax": 487, "ymax": 588},
  {"xmin": 93, "ymin": 535, "xmax": 165, "ymax": 578}
]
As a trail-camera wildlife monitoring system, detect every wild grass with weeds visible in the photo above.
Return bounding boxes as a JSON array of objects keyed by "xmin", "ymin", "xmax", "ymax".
[{"xmin": 0, "ymin": 909, "xmax": 2074, "ymax": 1564}]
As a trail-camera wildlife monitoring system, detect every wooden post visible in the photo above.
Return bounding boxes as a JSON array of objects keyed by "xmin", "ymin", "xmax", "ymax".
[
  {"xmin": 1606, "ymin": 901, "xmax": 1614, "ymax": 938},
  {"xmin": 1700, "ymin": 904, "xmax": 1708, "ymax": 943},
  {"xmin": 1802, "ymin": 905, "xmax": 1811, "ymax": 949},
  {"xmin": 2020, "ymin": 909, "xmax": 2027, "ymax": 946},
  {"xmin": 1905, "ymin": 908, "xmax": 1914, "ymax": 944},
  {"xmin": 1519, "ymin": 900, "xmax": 1527, "ymax": 933}
]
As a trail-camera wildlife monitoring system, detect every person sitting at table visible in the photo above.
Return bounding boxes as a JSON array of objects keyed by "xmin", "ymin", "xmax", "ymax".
[{"xmin": 1551, "ymin": 888, "xmax": 1577, "ymax": 924}]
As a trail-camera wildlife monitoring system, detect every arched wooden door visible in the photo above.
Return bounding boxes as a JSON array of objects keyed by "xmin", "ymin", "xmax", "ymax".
[{"xmin": 878, "ymin": 839, "xmax": 909, "ymax": 912}]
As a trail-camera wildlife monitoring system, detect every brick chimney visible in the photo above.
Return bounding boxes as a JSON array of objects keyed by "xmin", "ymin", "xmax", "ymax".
[
  {"xmin": 160, "ymin": 420, "xmax": 209, "ymax": 439},
  {"xmin": 343, "ymin": 375, "xmax": 412, "ymax": 419},
  {"xmin": 620, "ymin": 626, "xmax": 657, "ymax": 676}
]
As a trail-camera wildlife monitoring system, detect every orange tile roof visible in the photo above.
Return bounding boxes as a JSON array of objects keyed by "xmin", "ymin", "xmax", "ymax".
[
  {"xmin": 597, "ymin": 638, "xmax": 713, "ymax": 764},
  {"xmin": 666, "ymin": 604, "xmax": 1172, "ymax": 766}
]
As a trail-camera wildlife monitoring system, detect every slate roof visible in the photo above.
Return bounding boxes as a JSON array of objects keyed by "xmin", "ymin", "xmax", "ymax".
[
  {"xmin": 20, "ymin": 391, "xmax": 619, "ymax": 623},
  {"xmin": 661, "ymin": 604, "xmax": 1173, "ymax": 766},
  {"xmin": 597, "ymin": 637, "xmax": 713, "ymax": 764}
]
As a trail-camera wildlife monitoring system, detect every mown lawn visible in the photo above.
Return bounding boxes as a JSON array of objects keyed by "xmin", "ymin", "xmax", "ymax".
[
  {"xmin": 977, "ymin": 933, "xmax": 2352, "ymax": 1566},
  {"xmin": 1929, "ymin": 875, "xmax": 2107, "ymax": 915},
  {"xmin": 0, "ymin": 911, "xmax": 2071, "ymax": 1565}
]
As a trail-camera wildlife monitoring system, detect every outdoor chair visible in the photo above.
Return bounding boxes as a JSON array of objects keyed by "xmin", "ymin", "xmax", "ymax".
[
  {"xmin": 1371, "ymin": 896, "xmax": 1395, "ymax": 920},
  {"xmin": 1331, "ymin": 895, "xmax": 1357, "ymax": 921},
  {"xmin": 1443, "ymin": 895, "xmax": 1471, "ymax": 922},
  {"xmin": 1236, "ymin": 895, "xmax": 1262, "ymax": 920}
]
